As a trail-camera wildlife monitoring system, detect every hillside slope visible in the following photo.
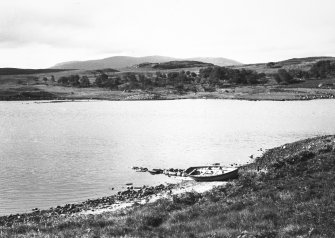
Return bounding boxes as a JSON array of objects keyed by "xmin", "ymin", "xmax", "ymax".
[{"xmin": 230, "ymin": 56, "xmax": 335, "ymax": 74}]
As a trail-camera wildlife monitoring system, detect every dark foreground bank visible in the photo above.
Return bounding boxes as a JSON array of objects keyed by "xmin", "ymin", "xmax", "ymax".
[{"xmin": 1, "ymin": 135, "xmax": 335, "ymax": 237}]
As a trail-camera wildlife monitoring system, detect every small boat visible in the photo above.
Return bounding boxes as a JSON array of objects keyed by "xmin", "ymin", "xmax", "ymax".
[
  {"xmin": 134, "ymin": 167, "xmax": 148, "ymax": 172},
  {"xmin": 168, "ymin": 171, "xmax": 177, "ymax": 176},
  {"xmin": 148, "ymin": 169, "xmax": 163, "ymax": 175},
  {"xmin": 185, "ymin": 166, "xmax": 239, "ymax": 182}
]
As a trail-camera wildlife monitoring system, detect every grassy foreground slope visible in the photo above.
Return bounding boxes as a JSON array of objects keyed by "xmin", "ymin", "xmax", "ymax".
[{"xmin": 1, "ymin": 135, "xmax": 335, "ymax": 237}]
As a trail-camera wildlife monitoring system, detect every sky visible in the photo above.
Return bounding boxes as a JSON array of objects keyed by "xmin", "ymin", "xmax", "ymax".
[{"xmin": 0, "ymin": 0, "xmax": 335, "ymax": 68}]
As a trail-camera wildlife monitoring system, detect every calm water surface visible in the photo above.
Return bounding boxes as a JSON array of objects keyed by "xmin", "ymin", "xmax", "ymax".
[{"xmin": 1, "ymin": 99, "xmax": 335, "ymax": 215}]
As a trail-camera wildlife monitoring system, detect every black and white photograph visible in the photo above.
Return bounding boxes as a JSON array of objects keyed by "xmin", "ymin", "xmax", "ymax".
[{"xmin": 1, "ymin": 0, "xmax": 335, "ymax": 237}]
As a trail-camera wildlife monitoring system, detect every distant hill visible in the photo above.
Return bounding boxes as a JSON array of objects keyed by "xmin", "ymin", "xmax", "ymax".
[
  {"xmin": 51, "ymin": 56, "xmax": 241, "ymax": 70},
  {"xmin": 137, "ymin": 61, "xmax": 214, "ymax": 70},
  {"xmin": 52, "ymin": 56, "xmax": 177, "ymax": 70},
  {"xmin": 0, "ymin": 68, "xmax": 72, "ymax": 75}
]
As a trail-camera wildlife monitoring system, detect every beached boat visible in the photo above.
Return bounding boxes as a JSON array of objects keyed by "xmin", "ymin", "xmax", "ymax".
[
  {"xmin": 148, "ymin": 169, "xmax": 163, "ymax": 175},
  {"xmin": 185, "ymin": 166, "xmax": 239, "ymax": 182}
]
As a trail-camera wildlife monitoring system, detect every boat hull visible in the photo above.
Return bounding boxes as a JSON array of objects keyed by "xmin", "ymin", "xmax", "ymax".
[
  {"xmin": 185, "ymin": 166, "xmax": 239, "ymax": 182},
  {"xmin": 148, "ymin": 170, "xmax": 161, "ymax": 175},
  {"xmin": 148, "ymin": 169, "xmax": 163, "ymax": 175}
]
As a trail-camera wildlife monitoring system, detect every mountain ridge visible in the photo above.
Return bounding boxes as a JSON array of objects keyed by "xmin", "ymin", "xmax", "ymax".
[{"xmin": 51, "ymin": 55, "xmax": 241, "ymax": 70}]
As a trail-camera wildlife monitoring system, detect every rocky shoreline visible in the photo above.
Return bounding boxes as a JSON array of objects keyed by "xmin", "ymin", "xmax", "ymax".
[
  {"xmin": 0, "ymin": 182, "xmax": 180, "ymax": 226},
  {"xmin": 0, "ymin": 162, "xmax": 233, "ymax": 227},
  {"xmin": 0, "ymin": 178, "xmax": 225, "ymax": 227}
]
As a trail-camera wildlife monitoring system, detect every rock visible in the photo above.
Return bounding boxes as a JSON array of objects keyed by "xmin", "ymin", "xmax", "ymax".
[
  {"xmin": 237, "ymin": 231, "xmax": 256, "ymax": 238},
  {"xmin": 308, "ymin": 227, "xmax": 319, "ymax": 236}
]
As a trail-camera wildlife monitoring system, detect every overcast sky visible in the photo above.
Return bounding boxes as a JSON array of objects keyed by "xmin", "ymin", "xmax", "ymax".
[{"xmin": 0, "ymin": 0, "xmax": 335, "ymax": 68}]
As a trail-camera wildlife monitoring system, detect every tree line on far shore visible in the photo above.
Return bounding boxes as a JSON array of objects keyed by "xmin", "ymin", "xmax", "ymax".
[
  {"xmin": 54, "ymin": 66, "xmax": 267, "ymax": 93},
  {"xmin": 51, "ymin": 60, "xmax": 335, "ymax": 92}
]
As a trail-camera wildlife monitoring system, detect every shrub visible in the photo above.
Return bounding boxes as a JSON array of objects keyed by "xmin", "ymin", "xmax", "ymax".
[
  {"xmin": 310, "ymin": 60, "xmax": 335, "ymax": 78},
  {"xmin": 79, "ymin": 76, "xmax": 90, "ymax": 87},
  {"xmin": 172, "ymin": 192, "xmax": 202, "ymax": 206},
  {"xmin": 274, "ymin": 69, "xmax": 294, "ymax": 84},
  {"xmin": 57, "ymin": 75, "xmax": 80, "ymax": 86},
  {"xmin": 141, "ymin": 214, "xmax": 164, "ymax": 227}
]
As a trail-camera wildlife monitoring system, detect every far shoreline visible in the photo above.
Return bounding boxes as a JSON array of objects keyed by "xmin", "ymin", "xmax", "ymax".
[{"xmin": 1, "ymin": 85, "xmax": 335, "ymax": 102}]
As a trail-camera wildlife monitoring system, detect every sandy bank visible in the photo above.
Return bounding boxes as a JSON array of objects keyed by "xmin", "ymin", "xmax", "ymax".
[
  {"xmin": 0, "ymin": 178, "xmax": 227, "ymax": 226},
  {"xmin": 80, "ymin": 180, "xmax": 226, "ymax": 215}
]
